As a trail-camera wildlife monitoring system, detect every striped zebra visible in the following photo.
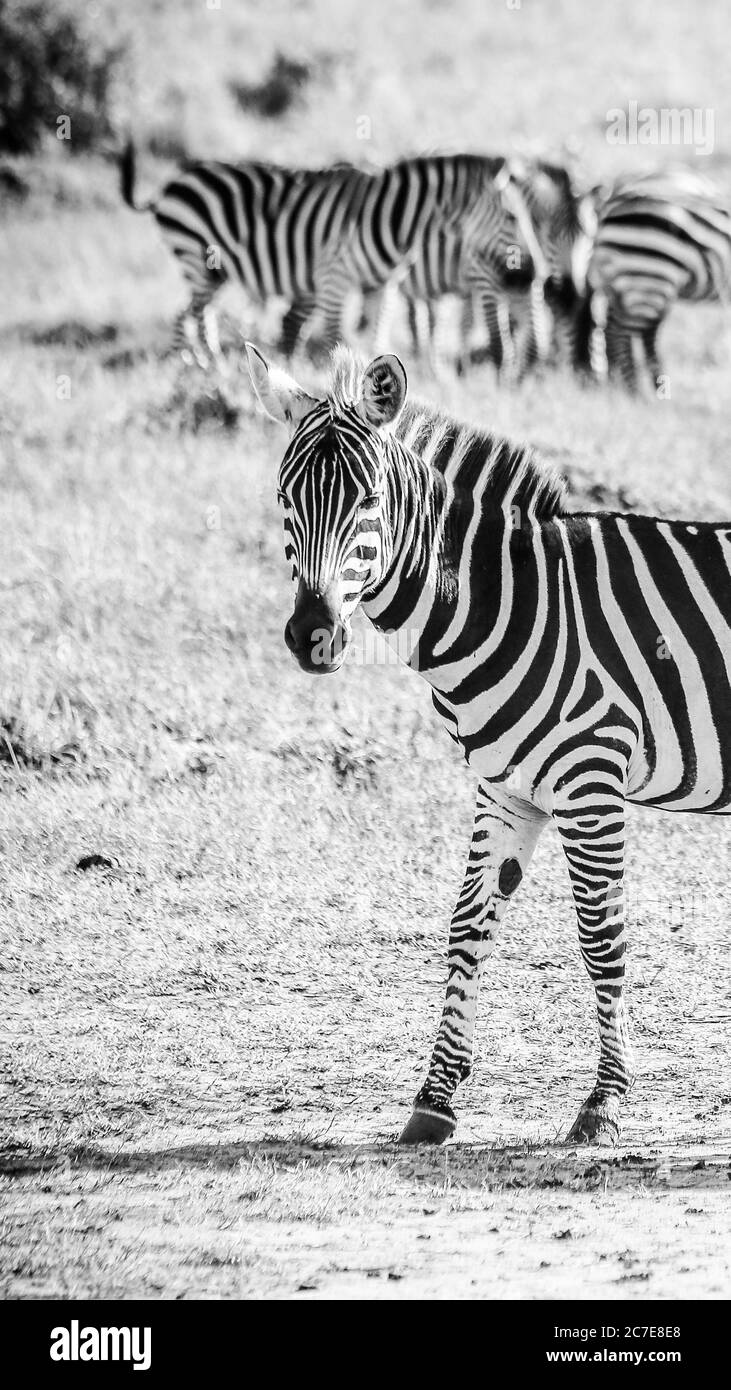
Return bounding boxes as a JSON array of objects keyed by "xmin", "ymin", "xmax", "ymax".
[
  {"xmin": 496, "ymin": 158, "xmax": 595, "ymax": 374},
  {"xmin": 120, "ymin": 144, "xmax": 518, "ymax": 369},
  {"xmin": 364, "ymin": 158, "xmax": 593, "ymax": 378},
  {"xmin": 121, "ymin": 142, "xmax": 373, "ymax": 367},
  {"xmin": 245, "ymin": 343, "xmax": 731, "ymax": 1145},
  {"xmin": 585, "ymin": 168, "xmax": 731, "ymax": 390},
  {"xmin": 365, "ymin": 223, "xmax": 537, "ymax": 377}
]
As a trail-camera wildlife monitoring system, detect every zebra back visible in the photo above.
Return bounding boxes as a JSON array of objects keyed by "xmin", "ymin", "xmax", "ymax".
[{"xmin": 152, "ymin": 159, "xmax": 377, "ymax": 302}]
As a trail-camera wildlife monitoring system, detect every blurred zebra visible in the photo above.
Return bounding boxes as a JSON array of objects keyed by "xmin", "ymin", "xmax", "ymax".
[
  {"xmin": 364, "ymin": 158, "xmax": 593, "ymax": 378},
  {"xmin": 506, "ymin": 159, "xmax": 595, "ymax": 373},
  {"xmin": 121, "ymin": 142, "xmax": 372, "ymax": 366},
  {"xmin": 585, "ymin": 168, "xmax": 731, "ymax": 390},
  {"xmin": 246, "ymin": 342, "xmax": 731, "ymax": 1146},
  {"xmin": 364, "ymin": 219, "xmax": 536, "ymax": 376},
  {"xmin": 121, "ymin": 143, "xmax": 518, "ymax": 368}
]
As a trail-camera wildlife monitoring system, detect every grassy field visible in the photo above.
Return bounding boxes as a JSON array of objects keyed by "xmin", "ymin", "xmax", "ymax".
[{"xmin": 1, "ymin": 0, "xmax": 731, "ymax": 1301}]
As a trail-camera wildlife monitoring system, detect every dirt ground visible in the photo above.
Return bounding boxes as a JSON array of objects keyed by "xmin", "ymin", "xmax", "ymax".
[
  {"xmin": 2, "ymin": 771, "xmax": 730, "ymax": 1298},
  {"xmin": 3, "ymin": 1143, "xmax": 730, "ymax": 1300}
]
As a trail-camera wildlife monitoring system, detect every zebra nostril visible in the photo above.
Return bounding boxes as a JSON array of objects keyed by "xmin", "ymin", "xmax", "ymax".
[{"xmin": 284, "ymin": 619, "xmax": 299, "ymax": 652}]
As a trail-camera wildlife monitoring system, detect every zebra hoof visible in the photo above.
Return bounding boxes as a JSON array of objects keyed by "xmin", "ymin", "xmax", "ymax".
[
  {"xmin": 566, "ymin": 1098, "xmax": 620, "ymax": 1146},
  {"xmin": 399, "ymin": 1105, "xmax": 456, "ymax": 1146}
]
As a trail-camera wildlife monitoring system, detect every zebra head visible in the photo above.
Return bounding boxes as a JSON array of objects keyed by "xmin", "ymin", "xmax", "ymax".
[
  {"xmin": 246, "ymin": 345, "xmax": 407, "ymax": 674},
  {"xmin": 505, "ymin": 159, "xmax": 594, "ymax": 293}
]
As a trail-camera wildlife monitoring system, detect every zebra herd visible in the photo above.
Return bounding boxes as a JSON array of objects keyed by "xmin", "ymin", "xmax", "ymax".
[
  {"xmin": 121, "ymin": 141, "xmax": 731, "ymax": 1141},
  {"xmin": 122, "ymin": 144, "xmax": 731, "ymax": 392}
]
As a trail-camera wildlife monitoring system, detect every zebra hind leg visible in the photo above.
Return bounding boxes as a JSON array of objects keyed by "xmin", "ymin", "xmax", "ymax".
[
  {"xmin": 400, "ymin": 783, "xmax": 547, "ymax": 1144},
  {"xmin": 372, "ymin": 279, "xmax": 404, "ymax": 355},
  {"xmin": 605, "ymin": 312, "xmax": 638, "ymax": 392},
  {"xmin": 277, "ymin": 296, "xmax": 317, "ymax": 358},
  {"xmin": 553, "ymin": 776, "xmax": 635, "ymax": 1145},
  {"xmin": 200, "ymin": 300, "xmax": 228, "ymax": 375},
  {"xmin": 172, "ymin": 304, "xmax": 207, "ymax": 370},
  {"xmin": 407, "ymin": 295, "xmax": 454, "ymax": 380},
  {"xmin": 173, "ymin": 286, "xmax": 223, "ymax": 372},
  {"xmin": 307, "ymin": 253, "xmax": 356, "ymax": 360},
  {"xmin": 641, "ymin": 321, "xmax": 665, "ymax": 395}
]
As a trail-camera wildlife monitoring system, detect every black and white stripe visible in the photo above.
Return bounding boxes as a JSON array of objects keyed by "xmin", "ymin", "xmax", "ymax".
[
  {"xmin": 121, "ymin": 142, "xmax": 373, "ymax": 365},
  {"xmin": 585, "ymin": 169, "xmax": 731, "ymax": 389},
  {"xmin": 121, "ymin": 144, "xmax": 517, "ymax": 368},
  {"xmin": 366, "ymin": 158, "xmax": 592, "ymax": 378},
  {"xmin": 248, "ymin": 343, "xmax": 731, "ymax": 1146}
]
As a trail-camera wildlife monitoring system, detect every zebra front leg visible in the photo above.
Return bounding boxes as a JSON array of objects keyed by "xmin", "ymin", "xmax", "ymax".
[
  {"xmin": 482, "ymin": 294, "xmax": 517, "ymax": 380},
  {"xmin": 516, "ymin": 278, "xmax": 551, "ymax": 380},
  {"xmin": 400, "ymin": 783, "xmax": 547, "ymax": 1144},
  {"xmin": 553, "ymin": 781, "xmax": 635, "ymax": 1145}
]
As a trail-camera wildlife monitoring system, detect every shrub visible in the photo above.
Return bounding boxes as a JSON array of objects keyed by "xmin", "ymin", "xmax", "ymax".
[
  {"xmin": 0, "ymin": 0, "xmax": 126, "ymax": 155},
  {"xmin": 229, "ymin": 52, "xmax": 311, "ymax": 120}
]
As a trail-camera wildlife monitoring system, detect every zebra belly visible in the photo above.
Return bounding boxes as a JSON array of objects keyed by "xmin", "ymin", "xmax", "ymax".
[
  {"xmin": 457, "ymin": 729, "xmax": 731, "ymax": 815},
  {"xmin": 628, "ymin": 730, "xmax": 731, "ymax": 813},
  {"xmin": 435, "ymin": 680, "xmax": 731, "ymax": 816}
]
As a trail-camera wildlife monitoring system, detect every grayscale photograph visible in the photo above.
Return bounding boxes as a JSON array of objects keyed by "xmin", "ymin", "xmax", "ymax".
[{"xmin": 0, "ymin": 0, "xmax": 729, "ymax": 1336}]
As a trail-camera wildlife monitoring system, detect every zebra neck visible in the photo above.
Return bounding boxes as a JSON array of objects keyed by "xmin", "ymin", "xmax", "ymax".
[
  {"xmin": 362, "ymin": 439, "xmax": 508, "ymax": 680},
  {"xmin": 361, "ymin": 406, "xmax": 568, "ymax": 701},
  {"xmin": 362, "ymin": 439, "xmax": 446, "ymax": 638}
]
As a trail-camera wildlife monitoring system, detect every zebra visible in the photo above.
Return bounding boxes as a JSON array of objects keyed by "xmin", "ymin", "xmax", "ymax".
[
  {"xmin": 584, "ymin": 168, "xmax": 731, "ymax": 390},
  {"xmin": 120, "ymin": 141, "xmax": 374, "ymax": 367},
  {"xmin": 363, "ymin": 158, "xmax": 593, "ymax": 379},
  {"xmin": 120, "ymin": 144, "xmax": 520, "ymax": 369},
  {"xmin": 364, "ymin": 223, "xmax": 537, "ymax": 378},
  {"xmin": 333, "ymin": 152, "xmax": 542, "ymax": 378},
  {"xmin": 505, "ymin": 159, "xmax": 596, "ymax": 373},
  {"xmin": 245, "ymin": 342, "xmax": 731, "ymax": 1146}
]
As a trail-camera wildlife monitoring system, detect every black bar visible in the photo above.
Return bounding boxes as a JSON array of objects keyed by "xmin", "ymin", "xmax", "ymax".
[{"xmin": 0, "ymin": 1299, "xmax": 721, "ymax": 1377}]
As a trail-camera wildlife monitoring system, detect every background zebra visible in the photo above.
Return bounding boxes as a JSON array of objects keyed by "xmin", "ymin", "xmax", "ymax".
[
  {"xmin": 362, "ymin": 218, "xmax": 532, "ymax": 377},
  {"xmin": 363, "ymin": 158, "xmax": 593, "ymax": 378},
  {"xmin": 121, "ymin": 142, "xmax": 374, "ymax": 367},
  {"xmin": 121, "ymin": 145, "xmax": 523, "ymax": 370},
  {"xmin": 584, "ymin": 168, "xmax": 731, "ymax": 390},
  {"xmin": 246, "ymin": 342, "xmax": 731, "ymax": 1148}
]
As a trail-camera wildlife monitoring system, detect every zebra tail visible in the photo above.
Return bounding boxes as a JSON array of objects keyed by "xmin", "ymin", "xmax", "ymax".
[{"xmin": 120, "ymin": 139, "xmax": 153, "ymax": 213}]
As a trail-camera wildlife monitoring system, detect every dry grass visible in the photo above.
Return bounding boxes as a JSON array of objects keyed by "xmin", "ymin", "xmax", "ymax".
[{"xmin": 1, "ymin": 0, "xmax": 730, "ymax": 1300}]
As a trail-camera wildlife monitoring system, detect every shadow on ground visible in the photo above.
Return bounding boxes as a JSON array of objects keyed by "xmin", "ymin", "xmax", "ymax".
[{"xmin": 2, "ymin": 1137, "xmax": 729, "ymax": 1190}]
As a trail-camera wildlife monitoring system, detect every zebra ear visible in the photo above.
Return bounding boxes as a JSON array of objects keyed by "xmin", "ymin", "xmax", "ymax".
[
  {"xmin": 245, "ymin": 343, "xmax": 318, "ymax": 429},
  {"xmin": 359, "ymin": 354, "xmax": 407, "ymax": 428}
]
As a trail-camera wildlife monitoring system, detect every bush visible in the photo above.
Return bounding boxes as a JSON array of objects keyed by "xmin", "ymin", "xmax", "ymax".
[
  {"xmin": 229, "ymin": 52, "xmax": 311, "ymax": 120},
  {"xmin": 0, "ymin": 0, "xmax": 126, "ymax": 155}
]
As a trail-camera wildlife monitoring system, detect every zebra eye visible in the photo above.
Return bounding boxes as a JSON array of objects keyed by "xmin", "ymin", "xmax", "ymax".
[
  {"xmin": 277, "ymin": 490, "xmax": 290, "ymax": 507},
  {"xmin": 363, "ymin": 494, "xmax": 380, "ymax": 506}
]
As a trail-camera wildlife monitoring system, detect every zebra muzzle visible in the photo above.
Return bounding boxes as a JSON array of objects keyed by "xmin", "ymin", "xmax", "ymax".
[{"xmin": 284, "ymin": 581, "xmax": 350, "ymax": 674}]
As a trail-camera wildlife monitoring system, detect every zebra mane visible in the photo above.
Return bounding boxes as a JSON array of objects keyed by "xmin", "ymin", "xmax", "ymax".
[
  {"xmin": 327, "ymin": 345, "xmax": 367, "ymax": 414},
  {"xmin": 325, "ymin": 348, "xmax": 568, "ymax": 521}
]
